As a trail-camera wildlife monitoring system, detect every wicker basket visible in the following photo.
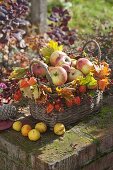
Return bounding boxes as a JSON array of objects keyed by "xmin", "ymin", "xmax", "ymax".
[{"xmin": 29, "ymin": 40, "xmax": 103, "ymax": 127}]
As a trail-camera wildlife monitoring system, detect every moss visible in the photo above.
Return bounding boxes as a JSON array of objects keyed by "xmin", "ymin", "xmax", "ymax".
[{"xmin": 0, "ymin": 103, "xmax": 113, "ymax": 164}]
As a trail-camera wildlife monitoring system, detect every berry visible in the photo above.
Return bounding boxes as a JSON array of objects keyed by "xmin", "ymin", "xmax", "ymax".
[
  {"xmin": 13, "ymin": 90, "xmax": 22, "ymax": 101},
  {"xmin": 79, "ymin": 85, "xmax": 86, "ymax": 93},
  {"xmin": 54, "ymin": 104, "xmax": 61, "ymax": 111},
  {"xmin": 73, "ymin": 96, "xmax": 81, "ymax": 105},
  {"xmin": 66, "ymin": 100, "xmax": 73, "ymax": 107}
]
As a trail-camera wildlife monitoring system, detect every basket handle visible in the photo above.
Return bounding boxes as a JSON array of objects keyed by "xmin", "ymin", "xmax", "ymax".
[
  {"xmin": 81, "ymin": 40, "xmax": 101, "ymax": 65},
  {"xmin": 29, "ymin": 59, "xmax": 56, "ymax": 92}
]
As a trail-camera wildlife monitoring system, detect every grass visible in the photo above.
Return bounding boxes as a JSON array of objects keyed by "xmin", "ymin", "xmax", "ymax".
[{"xmin": 48, "ymin": 0, "xmax": 113, "ymax": 34}]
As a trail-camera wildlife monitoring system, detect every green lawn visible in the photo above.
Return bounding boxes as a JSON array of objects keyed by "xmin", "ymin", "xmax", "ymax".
[{"xmin": 48, "ymin": 0, "xmax": 113, "ymax": 34}]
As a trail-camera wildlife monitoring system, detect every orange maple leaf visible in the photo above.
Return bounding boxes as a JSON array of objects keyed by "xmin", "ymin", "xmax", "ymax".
[
  {"xmin": 98, "ymin": 78, "xmax": 109, "ymax": 91},
  {"xmin": 94, "ymin": 62, "xmax": 111, "ymax": 79}
]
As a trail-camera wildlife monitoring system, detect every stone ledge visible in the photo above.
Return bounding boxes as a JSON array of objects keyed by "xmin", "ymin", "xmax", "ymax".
[{"xmin": 0, "ymin": 95, "xmax": 113, "ymax": 170}]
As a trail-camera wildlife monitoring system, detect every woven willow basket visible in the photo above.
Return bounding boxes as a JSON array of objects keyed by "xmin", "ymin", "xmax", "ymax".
[{"xmin": 29, "ymin": 40, "xmax": 103, "ymax": 127}]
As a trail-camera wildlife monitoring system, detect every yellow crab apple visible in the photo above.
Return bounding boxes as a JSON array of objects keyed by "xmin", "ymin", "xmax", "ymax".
[
  {"xmin": 54, "ymin": 123, "xmax": 65, "ymax": 136},
  {"xmin": 35, "ymin": 122, "xmax": 47, "ymax": 133},
  {"xmin": 28, "ymin": 129, "xmax": 40, "ymax": 141}
]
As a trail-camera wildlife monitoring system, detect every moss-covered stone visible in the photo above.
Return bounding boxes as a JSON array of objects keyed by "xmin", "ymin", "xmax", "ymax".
[{"xmin": 0, "ymin": 96, "xmax": 113, "ymax": 169}]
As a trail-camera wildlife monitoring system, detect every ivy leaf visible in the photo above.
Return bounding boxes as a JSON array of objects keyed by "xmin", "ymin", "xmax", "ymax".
[{"xmin": 9, "ymin": 67, "xmax": 28, "ymax": 79}]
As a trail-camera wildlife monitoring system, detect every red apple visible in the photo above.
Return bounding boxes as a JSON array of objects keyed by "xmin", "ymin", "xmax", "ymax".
[
  {"xmin": 76, "ymin": 58, "xmax": 93, "ymax": 75},
  {"xmin": 61, "ymin": 64, "xmax": 71, "ymax": 72},
  {"xmin": 71, "ymin": 59, "xmax": 77, "ymax": 68},
  {"xmin": 56, "ymin": 55, "xmax": 71, "ymax": 67},
  {"xmin": 50, "ymin": 51, "xmax": 69, "ymax": 66},
  {"xmin": 68, "ymin": 67, "xmax": 83, "ymax": 82},
  {"xmin": 31, "ymin": 63, "xmax": 46, "ymax": 77},
  {"xmin": 49, "ymin": 66, "xmax": 67, "ymax": 86}
]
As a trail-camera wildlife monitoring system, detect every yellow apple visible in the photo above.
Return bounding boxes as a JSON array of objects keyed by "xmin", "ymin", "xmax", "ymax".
[
  {"xmin": 35, "ymin": 122, "xmax": 47, "ymax": 133},
  {"xmin": 21, "ymin": 124, "xmax": 32, "ymax": 136},
  {"xmin": 54, "ymin": 123, "xmax": 65, "ymax": 135},
  {"xmin": 28, "ymin": 129, "xmax": 40, "ymax": 141},
  {"xmin": 12, "ymin": 121, "xmax": 22, "ymax": 132}
]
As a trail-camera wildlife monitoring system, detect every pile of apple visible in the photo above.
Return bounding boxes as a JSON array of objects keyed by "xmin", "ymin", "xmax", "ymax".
[
  {"xmin": 12, "ymin": 121, "xmax": 66, "ymax": 141},
  {"xmin": 32, "ymin": 50, "xmax": 93, "ymax": 86}
]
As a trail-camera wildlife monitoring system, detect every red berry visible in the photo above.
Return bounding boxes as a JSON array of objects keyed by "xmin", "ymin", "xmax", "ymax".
[
  {"xmin": 46, "ymin": 103, "xmax": 54, "ymax": 114},
  {"xmin": 13, "ymin": 90, "xmax": 22, "ymax": 101},
  {"xmin": 79, "ymin": 85, "xmax": 86, "ymax": 93},
  {"xmin": 54, "ymin": 104, "xmax": 61, "ymax": 111},
  {"xmin": 66, "ymin": 100, "xmax": 73, "ymax": 107},
  {"xmin": 73, "ymin": 96, "xmax": 81, "ymax": 105}
]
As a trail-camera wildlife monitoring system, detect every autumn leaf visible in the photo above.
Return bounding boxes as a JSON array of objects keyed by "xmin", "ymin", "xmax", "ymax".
[
  {"xmin": 40, "ymin": 84, "xmax": 52, "ymax": 93},
  {"xmin": 32, "ymin": 85, "xmax": 42, "ymax": 101},
  {"xmin": 19, "ymin": 78, "xmax": 29, "ymax": 88},
  {"xmin": 46, "ymin": 103, "xmax": 54, "ymax": 114},
  {"xmin": 48, "ymin": 40, "xmax": 63, "ymax": 51},
  {"xmin": 65, "ymin": 100, "xmax": 73, "ymax": 107},
  {"xmin": 28, "ymin": 77, "xmax": 37, "ymax": 86},
  {"xmin": 98, "ymin": 78, "xmax": 109, "ymax": 91},
  {"xmin": 94, "ymin": 62, "xmax": 111, "ymax": 79},
  {"xmin": 56, "ymin": 87, "xmax": 74, "ymax": 100},
  {"xmin": 13, "ymin": 90, "xmax": 22, "ymax": 101},
  {"xmin": 21, "ymin": 86, "xmax": 32, "ymax": 99},
  {"xmin": 37, "ymin": 92, "xmax": 47, "ymax": 105},
  {"xmin": 79, "ymin": 73, "xmax": 97, "ymax": 86},
  {"xmin": 73, "ymin": 96, "xmax": 81, "ymax": 105},
  {"xmin": 9, "ymin": 67, "xmax": 28, "ymax": 79}
]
